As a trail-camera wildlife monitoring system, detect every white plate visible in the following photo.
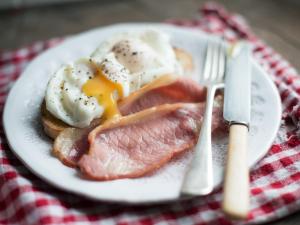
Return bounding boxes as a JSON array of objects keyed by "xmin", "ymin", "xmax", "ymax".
[{"xmin": 3, "ymin": 23, "xmax": 281, "ymax": 204}]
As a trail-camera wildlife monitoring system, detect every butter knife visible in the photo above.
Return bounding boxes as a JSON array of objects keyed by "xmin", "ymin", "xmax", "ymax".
[{"xmin": 222, "ymin": 42, "xmax": 251, "ymax": 219}]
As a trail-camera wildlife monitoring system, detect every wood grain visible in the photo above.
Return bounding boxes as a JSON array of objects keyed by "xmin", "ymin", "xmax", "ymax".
[{"xmin": 0, "ymin": 0, "xmax": 300, "ymax": 224}]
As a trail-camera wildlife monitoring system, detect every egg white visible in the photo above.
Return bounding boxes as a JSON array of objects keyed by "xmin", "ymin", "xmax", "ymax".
[
  {"xmin": 46, "ymin": 59, "xmax": 104, "ymax": 128},
  {"xmin": 92, "ymin": 29, "xmax": 183, "ymax": 92},
  {"xmin": 46, "ymin": 29, "xmax": 184, "ymax": 128}
]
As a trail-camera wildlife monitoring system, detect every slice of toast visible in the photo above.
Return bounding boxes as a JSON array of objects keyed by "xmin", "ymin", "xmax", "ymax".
[
  {"xmin": 42, "ymin": 47, "xmax": 194, "ymax": 139},
  {"xmin": 173, "ymin": 47, "xmax": 194, "ymax": 73},
  {"xmin": 41, "ymin": 101, "xmax": 70, "ymax": 139}
]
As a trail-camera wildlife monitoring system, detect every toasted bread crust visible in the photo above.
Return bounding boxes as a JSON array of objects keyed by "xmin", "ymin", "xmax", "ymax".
[
  {"xmin": 174, "ymin": 47, "xmax": 194, "ymax": 72},
  {"xmin": 42, "ymin": 47, "xmax": 194, "ymax": 139},
  {"xmin": 41, "ymin": 101, "xmax": 70, "ymax": 139}
]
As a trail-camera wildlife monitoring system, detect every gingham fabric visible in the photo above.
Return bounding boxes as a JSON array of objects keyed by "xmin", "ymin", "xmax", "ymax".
[{"xmin": 1, "ymin": 2, "xmax": 300, "ymax": 225}]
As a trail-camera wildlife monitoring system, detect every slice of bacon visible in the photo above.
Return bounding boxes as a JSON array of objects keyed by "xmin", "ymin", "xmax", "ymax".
[
  {"xmin": 119, "ymin": 74, "xmax": 206, "ymax": 115},
  {"xmin": 78, "ymin": 102, "xmax": 223, "ymax": 180},
  {"xmin": 53, "ymin": 128, "xmax": 90, "ymax": 167},
  {"xmin": 53, "ymin": 76, "xmax": 207, "ymax": 167},
  {"xmin": 53, "ymin": 120, "xmax": 100, "ymax": 167}
]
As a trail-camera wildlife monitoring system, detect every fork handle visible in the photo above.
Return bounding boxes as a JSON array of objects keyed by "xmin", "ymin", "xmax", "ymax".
[
  {"xmin": 222, "ymin": 124, "xmax": 249, "ymax": 219},
  {"xmin": 181, "ymin": 86, "xmax": 216, "ymax": 195}
]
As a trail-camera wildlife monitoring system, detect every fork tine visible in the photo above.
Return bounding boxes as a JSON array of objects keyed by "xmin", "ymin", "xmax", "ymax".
[
  {"xmin": 217, "ymin": 41, "xmax": 226, "ymax": 81},
  {"xmin": 202, "ymin": 39, "xmax": 226, "ymax": 83},
  {"xmin": 202, "ymin": 42, "xmax": 213, "ymax": 81},
  {"xmin": 209, "ymin": 40, "xmax": 219, "ymax": 81}
]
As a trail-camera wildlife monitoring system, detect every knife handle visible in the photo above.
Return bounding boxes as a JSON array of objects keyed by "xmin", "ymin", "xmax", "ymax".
[{"xmin": 222, "ymin": 124, "xmax": 249, "ymax": 219}]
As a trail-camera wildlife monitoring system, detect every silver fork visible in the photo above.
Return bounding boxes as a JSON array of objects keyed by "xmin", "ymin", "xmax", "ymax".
[{"xmin": 181, "ymin": 39, "xmax": 226, "ymax": 195}]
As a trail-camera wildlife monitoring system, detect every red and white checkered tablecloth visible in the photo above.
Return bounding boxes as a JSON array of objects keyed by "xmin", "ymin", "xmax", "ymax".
[{"xmin": 1, "ymin": 2, "xmax": 300, "ymax": 225}]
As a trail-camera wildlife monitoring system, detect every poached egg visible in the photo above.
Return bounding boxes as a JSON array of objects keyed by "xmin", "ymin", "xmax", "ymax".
[{"xmin": 46, "ymin": 29, "xmax": 184, "ymax": 128}]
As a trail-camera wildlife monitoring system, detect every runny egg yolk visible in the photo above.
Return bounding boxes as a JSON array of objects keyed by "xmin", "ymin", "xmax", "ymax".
[{"xmin": 82, "ymin": 70, "xmax": 123, "ymax": 120}]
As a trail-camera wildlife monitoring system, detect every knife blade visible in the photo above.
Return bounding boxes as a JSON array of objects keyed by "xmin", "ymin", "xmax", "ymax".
[
  {"xmin": 223, "ymin": 43, "xmax": 251, "ymax": 125},
  {"xmin": 222, "ymin": 42, "xmax": 251, "ymax": 219}
]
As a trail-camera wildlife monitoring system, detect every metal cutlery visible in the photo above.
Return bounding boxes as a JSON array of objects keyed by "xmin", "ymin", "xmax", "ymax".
[
  {"xmin": 181, "ymin": 39, "xmax": 226, "ymax": 195},
  {"xmin": 222, "ymin": 42, "xmax": 251, "ymax": 219}
]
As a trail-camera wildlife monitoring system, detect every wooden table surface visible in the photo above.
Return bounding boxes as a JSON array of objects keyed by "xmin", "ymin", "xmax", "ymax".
[{"xmin": 1, "ymin": 0, "xmax": 300, "ymax": 224}]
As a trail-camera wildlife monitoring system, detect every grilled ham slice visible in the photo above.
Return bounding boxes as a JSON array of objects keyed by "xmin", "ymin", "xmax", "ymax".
[
  {"xmin": 53, "ymin": 76, "xmax": 207, "ymax": 167},
  {"xmin": 119, "ymin": 74, "xmax": 206, "ymax": 115},
  {"xmin": 53, "ymin": 125, "xmax": 95, "ymax": 167},
  {"xmin": 78, "ymin": 102, "xmax": 223, "ymax": 180}
]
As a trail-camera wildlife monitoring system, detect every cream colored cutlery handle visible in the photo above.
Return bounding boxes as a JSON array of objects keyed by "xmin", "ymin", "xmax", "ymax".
[{"xmin": 222, "ymin": 124, "xmax": 249, "ymax": 219}]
